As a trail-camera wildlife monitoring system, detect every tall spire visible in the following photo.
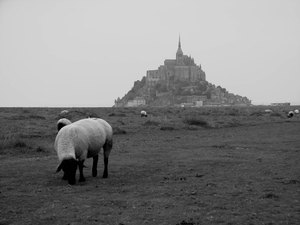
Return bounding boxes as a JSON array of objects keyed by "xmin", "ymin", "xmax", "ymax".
[{"xmin": 176, "ymin": 35, "xmax": 183, "ymax": 59}]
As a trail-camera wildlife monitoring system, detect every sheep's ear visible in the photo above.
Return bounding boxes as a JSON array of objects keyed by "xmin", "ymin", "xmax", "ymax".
[{"xmin": 56, "ymin": 162, "xmax": 63, "ymax": 173}]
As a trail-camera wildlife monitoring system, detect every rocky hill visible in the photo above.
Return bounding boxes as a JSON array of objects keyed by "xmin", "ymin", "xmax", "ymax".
[
  {"xmin": 114, "ymin": 78, "xmax": 251, "ymax": 107},
  {"xmin": 114, "ymin": 39, "xmax": 251, "ymax": 107}
]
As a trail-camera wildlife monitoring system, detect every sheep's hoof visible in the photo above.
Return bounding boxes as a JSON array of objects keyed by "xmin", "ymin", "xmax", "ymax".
[
  {"xmin": 103, "ymin": 173, "xmax": 108, "ymax": 178},
  {"xmin": 79, "ymin": 177, "xmax": 86, "ymax": 182}
]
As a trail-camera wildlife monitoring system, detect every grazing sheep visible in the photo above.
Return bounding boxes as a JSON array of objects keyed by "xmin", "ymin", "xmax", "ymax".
[
  {"xmin": 141, "ymin": 110, "xmax": 147, "ymax": 117},
  {"xmin": 59, "ymin": 109, "xmax": 69, "ymax": 117},
  {"xmin": 264, "ymin": 109, "xmax": 273, "ymax": 113},
  {"xmin": 287, "ymin": 111, "xmax": 294, "ymax": 118},
  {"xmin": 57, "ymin": 118, "xmax": 72, "ymax": 131},
  {"xmin": 294, "ymin": 109, "xmax": 299, "ymax": 114},
  {"xmin": 54, "ymin": 118, "xmax": 113, "ymax": 185}
]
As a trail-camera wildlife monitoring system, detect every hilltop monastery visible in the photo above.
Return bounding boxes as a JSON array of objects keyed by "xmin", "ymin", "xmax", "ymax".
[
  {"xmin": 115, "ymin": 38, "xmax": 251, "ymax": 107},
  {"xmin": 146, "ymin": 37, "xmax": 206, "ymax": 88}
]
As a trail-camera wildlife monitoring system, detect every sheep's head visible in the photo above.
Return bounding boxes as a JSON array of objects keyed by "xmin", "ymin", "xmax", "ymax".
[
  {"xmin": 57, "ymin": 118, "xmax": 72, "ymax": 131},
  {"xmin": 56, "ymin": 158, "xmax": 77, "ymax": 185},
  {"xmin": 287, "ymin": 111, "xmax": 294, "ymax": 118}
]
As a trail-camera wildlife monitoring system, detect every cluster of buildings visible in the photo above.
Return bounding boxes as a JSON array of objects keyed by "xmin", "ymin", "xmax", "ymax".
[
  {"xmin": 270, "ymin": 103, "xmax": 290, "ymax": 106},
  {"xmin": 115, "ymin": 38, "xmax": 251, "ymax": 107},
  {"xmin": 146, "ymin": 37, "xmax": 206, "ymax": 88}
]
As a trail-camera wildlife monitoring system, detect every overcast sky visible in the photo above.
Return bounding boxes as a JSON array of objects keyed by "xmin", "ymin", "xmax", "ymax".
[{"xmin": 0, "ymin": 0, "xmax": 299, "ymax": 107}]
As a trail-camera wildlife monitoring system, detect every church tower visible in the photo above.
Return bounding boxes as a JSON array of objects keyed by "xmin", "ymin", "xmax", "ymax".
[{"xmin": 176, "ymin": 36, "xmax": 183, "ymax": 59}]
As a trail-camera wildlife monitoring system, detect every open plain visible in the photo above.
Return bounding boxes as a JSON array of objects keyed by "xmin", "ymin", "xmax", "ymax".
[{"xmin": 0, "ymin": 106, "xmax": 299, "ymax": 225}]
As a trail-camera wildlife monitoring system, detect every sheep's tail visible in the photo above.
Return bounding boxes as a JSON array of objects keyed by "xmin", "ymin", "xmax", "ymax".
[
  {"xmin": 102, "ymin": 138, "xmax": 113, "ymax": 178},
  {"xmin": 104, "ymin": 138, "xmax": 113, "ymax": 151},
  {"xmin": 103, "ymin": 138, "xmax": 113, "ymax": 160}
]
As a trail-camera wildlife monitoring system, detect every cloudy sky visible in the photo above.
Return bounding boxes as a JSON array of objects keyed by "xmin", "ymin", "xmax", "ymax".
[{"xmin": 0, "ymin": 0, "xmax": 299, "ymax": 107}]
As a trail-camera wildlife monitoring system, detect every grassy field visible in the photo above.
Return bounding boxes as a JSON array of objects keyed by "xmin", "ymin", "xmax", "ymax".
[{"xmin": 0, "ymin": 106, "xmax": 299, "ymax": 224}]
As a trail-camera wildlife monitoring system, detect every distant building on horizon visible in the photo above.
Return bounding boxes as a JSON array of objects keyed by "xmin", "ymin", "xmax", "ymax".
[
  {"xmin": 125, "ymin": 96, "xmax": 146, "ymax": 107},
  {"xmin": 270, "ymin": 102, "xmax": 291, "ymax": 106},
  {"xmin": 114, "ymin": 37, "xmax": 252, "ymax": 107},
  {"xmin": 146, "ymin": 37, "xmax": 206, "ymax": 91}
]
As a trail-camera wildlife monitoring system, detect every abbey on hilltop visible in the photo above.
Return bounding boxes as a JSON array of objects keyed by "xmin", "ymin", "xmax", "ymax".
[
  {"xmin": 114, "ymin": 38, "xmax": 251, "ymax": 107},
  {"xmin": 146, "ymin": 37, "xmax": 206, "ymax": 88}
]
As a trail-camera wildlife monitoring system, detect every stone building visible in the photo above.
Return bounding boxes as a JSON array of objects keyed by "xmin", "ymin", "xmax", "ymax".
[
  {"xmin": 114, "ymin": 37, "xmax": 252, "ymax": 107},
  {"xmin": 146, "ymin": 37, "xmax": 206, "ymax": 90},
  {"xmin": 126, "ymin": 97, "xmax": 146, "ymax": 107}
]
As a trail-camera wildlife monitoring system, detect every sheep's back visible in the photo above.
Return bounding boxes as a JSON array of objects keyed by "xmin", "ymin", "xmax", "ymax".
[{"xmin": 72, "ymin": 118, "xmax": 112, "ymax": 158}]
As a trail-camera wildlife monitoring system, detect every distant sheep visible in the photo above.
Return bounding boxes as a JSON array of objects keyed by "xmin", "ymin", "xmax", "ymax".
[
  {"xmin": 287, "ymin": 111, "xmax": 294, "ymax": 118},
  {"xmin": 57, "ymin": 118, "xmax": 72, "ymax": 131},
  {"xmin": 141, "ymin": 110, "xmax": 147, "ymax": 117},
  {"xmin": 264, "ymin": 109, "xmax": 273, "ymax": 113},
  {"xmin": 59, "ymin": 110, "xmax": 69, "ymax": 116},
  {"xmin": 294, "ymin": 109, "xmax": 299, "ymax": 114},
  {"xmin": 54, "ymin": 118, "xmax": 113, "ymax": 185}
]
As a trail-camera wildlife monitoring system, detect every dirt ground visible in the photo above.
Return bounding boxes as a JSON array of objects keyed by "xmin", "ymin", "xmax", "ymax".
[{"xmin": 0, "ymin": 107, "xmax": 299, "ymax": 225}]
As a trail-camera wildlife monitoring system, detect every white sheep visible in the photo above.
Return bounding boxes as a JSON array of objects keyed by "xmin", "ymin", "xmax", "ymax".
[
  {"xmin": 294, "ymin": 109, "xmax": 299, "ymax": 114},
  {"xmin": 140, "ymin": 110, "xmax": 147, "ymax": 117},
  {"xmin": 264, "ymin": 109, "xmax": 273, "ymax": 113},
  {"xmin": 287, "ymin": 111, "xmax": 294, "ymax": 118},
  {"xmin": 59, "ymin": 109, "xmax": 69, "ymax": 116},
  {"xmin": 57, "ymin": 118, "xmax": 72, "ymax": 131},
  {"xmin": 54, "ymin": 118, "xmax": 113, "ymax": 185}
]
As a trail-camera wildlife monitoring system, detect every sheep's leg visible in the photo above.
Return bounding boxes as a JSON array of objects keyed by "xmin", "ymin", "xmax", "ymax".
[
  {"xmin": 62, "ymin": 172, "xmax": 68, "ymax": 180},
  {"xmin": 78, "ymin": 161, "xmax": 86, "ymax": 182},
  {"xmin": 92, "ymin": 155, "xmax": 98, "ymax": 177},
  {"xmin": 103, "ymin": 156, "xmax": 109, "ymax": 178},
  {"xmin": 103, "ymin": 139, "xmax": 113, "ymax": 178}
]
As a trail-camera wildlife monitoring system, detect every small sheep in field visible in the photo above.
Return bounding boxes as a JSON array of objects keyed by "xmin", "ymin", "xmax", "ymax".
[
  {"xmin": 287, "ymin": 111, "xmax": 294, "ymax": 118},
  {"xmin": 264, "ymin": 109, "xmax": 273, "ymax": 113},
  {"xmin": 59, "ymin": 109, "xmax": 69, "ymax": 117},
  {"xmin": 140, "ymin": 110, "xmax": 147, "ymax": 117},
  {"xmin": 294, "ymin": 109, "xmax": 299, "ymax": 114},
  {"xmin": 54, "ymin": 118, "xmax": 113, "ymax": 185},
  {"xmin": 57, "ymin": 118, "xmax": 72, "ymax": 131}
]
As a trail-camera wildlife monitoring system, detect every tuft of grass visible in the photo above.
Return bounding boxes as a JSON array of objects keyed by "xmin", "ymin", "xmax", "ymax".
[
  {"xmin": 0, "ymin": 132, "xmax": 29, "ymax": 152},
  {"xmin": 14, "ymin": 141, "xmax": 27, "ymax": 148},
  {"xmin": 113, "ymin": 127, "xmax": 127, "ymax": 135},
  {"xmin": 185, "ymin": 126, "xmax": 199, "ymax": 130},
  {"xmin": 35, "ymin": 146, "xmax": 45, "ymax": 152},
  {"xmin": 8, "ymin": 115, "xmax": 27, "ymax": 120},
  {"xmin": 226, "ymin": 120, "xmax": 242, "ymax": 127},
  {"xmin": 270, "ymin": 112, "xmax": 284, "ymax": 118},
  {"xmin": 22, "ymin": 109, "xmax": 30, "ymax": 114},
  {"xmin": 183, "ymin": 117, "xmax": 210, "ymax": 128},
  {"xmin": 260, "ymin": 193, "xmax": 279, "ymax": 199},
  {"xmin": 250, "ymin": 111, "xmax": 264, "ymax": 116},
  {"xmin": 108, "ymin": 112, "xmax": 127, "ymax": 117},
  {"xmin": 227, "ymin": 109, "xmax": 239, "ymax": 116},
  {"xmin": 211, "ymin": 144, "xmax": 231, "ymax": 149},
  {"xmin": 0, "ymin": 133, "xmax": 17, "ymax": 150},
  {"xmin": 143, "ymin": 119, "xmax": 160, "ymax": 126},
  {"xmin": 28, "ymin": 114, "xmax": 46, "ymax": 120},
  {"xmin": 176, "ymin": 219, "xmax": 196, "ymax": 225},
  {"xmin": 160, "ymin": 126, "xmax": 175, "ymax": 131}
]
